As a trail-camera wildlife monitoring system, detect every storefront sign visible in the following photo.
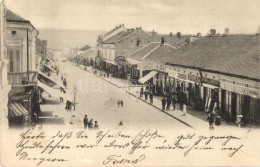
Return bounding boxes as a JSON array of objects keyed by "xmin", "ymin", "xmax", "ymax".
[
  {"xmin": 178, "ymin": 73, "xmax": 187, "ymax": 80},
  {"xmin": 247, "ymin": 89, "xmax": 259, "ymax": 98},
  {"xmin": 188, "ymin": 74, "xmax": 201, "ymax": 83},
  {"xmin": 10, "ymin": 94, "xmax": 30, "ymax": 101},
  {"xmin": 202, "ymin": 77, "xmax": 220, "ymax": 87}
]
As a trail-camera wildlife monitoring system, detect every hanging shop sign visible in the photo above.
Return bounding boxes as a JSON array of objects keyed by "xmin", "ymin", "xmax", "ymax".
[
  {"xmin": 10, "ymin": 94, "xmax": 30, "ymax": 102},
  {"xmin": 221, "ymin": 82, "xmax": 260, "ymax": 98}
]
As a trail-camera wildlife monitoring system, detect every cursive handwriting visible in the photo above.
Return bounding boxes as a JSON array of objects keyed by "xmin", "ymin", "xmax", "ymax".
[{"xmin": 103, "ymin": 154, "xmax": 146, "ymax": 165}]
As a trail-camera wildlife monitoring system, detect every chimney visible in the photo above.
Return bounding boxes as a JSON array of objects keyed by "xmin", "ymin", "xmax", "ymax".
[
  {"xmin": 177, "ymin": 32, "xmax": 181, "ymax": 38},
  {"xmin": 224, "ymin": 28, "xmax": 229, "ymax": 35},
  {"xmin": 169, "ymin": 32, "xmax": 173, "ymax": 36},
  {"xmin": 161, "ymin": 37, "xmax": 165, "ymax": 44},
  {"xmin": 210, "ymin": 29, "xmax": 216, "ymax": 35},
  {"xmin": 197, "ymin": 33, "xmax": 201, "ymax": 37},
  {"xmin": 122, "ymin": 24, "xmax": 124, "ymax": 27}
]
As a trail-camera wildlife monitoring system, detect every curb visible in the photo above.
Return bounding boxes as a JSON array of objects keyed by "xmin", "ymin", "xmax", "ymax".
[{"xmin": 125, "ymin": 91, "xmax": 194, "ymax": 129}]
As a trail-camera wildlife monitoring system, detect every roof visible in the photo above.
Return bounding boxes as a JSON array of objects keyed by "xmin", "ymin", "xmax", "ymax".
[
  {"xmin": 5, "ymin": 9, "xmax": 30, "ymax": 23},
  {"xmin": 5, "ymin": 9, "xmax": 38, "ymax": 32},
  {"xmin": 103, "ymin": 30, "xmax": 136, "ymax": 44},
  {"xmin": 102, "ymin": 25, "xmax": 123, "ymax": 39},
  {"xmin": 128, "ymin": 42, "xmax": 161, "ymax": 61},
  {"xmin": 144, "ymin": 44, "xmax": 177, "ymax": 61},
  {"xmin": 151, "ymin": 35, "xmax": 260, "ymax": 81}
]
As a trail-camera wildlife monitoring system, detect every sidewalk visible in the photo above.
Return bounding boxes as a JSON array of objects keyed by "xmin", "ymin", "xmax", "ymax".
[{"xmin": 70, "ymin": 63, "xmax": 245, "ymax": 130}]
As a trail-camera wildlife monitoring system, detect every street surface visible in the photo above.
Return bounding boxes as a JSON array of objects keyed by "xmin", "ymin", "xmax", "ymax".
[{"xmin": 40, "ymin": 60, "xmax": 190, "ymax": 130}]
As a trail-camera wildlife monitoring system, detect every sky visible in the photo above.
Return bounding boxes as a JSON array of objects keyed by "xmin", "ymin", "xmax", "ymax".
[{"xmin": 4, "ymin": 0, "xmax": 260, "ymax": 35}]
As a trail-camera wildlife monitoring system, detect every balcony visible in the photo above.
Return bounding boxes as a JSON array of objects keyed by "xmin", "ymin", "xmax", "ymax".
[{"xmin": 8, "ymin": 71, "xmax": 38, "ymax": 86}]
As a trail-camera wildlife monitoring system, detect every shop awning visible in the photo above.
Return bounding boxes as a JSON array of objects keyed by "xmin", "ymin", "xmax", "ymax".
[
  {"xmin": 46, "ymin": 57, "xmax": 54, "ymax": 63},
  {"xmin": 138, "ymin": 71, "xmax": 158, "ymax": 84},
  {"xmin": 9, "ymin": 102, "xmax": 28, "ymax": 117},
  {"xmin": 38, "ymin": 71, "xmax": 65, "ymax": 89},
  {"xmin": 44, "ymin": 64, "xmax": 57, "ymax": 72},
  {"xmin": 38, "ymin": 81, "xmax": 73, "ymax": 102}
]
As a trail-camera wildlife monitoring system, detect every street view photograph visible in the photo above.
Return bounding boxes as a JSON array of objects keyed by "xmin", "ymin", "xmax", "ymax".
[{"xmin": 0, "ymin": 0, "xmax": 260, "ymax": 166}]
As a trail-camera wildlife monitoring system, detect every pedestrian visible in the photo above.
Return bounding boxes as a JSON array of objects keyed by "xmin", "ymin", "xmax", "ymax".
[
  {"xmin": 83, "ymin": 115, "xmax": 88, "ymax": 129},
  {"xmin": 149, "ymin": 92, "xmax": 153, "ymax": 104},
  {"xmin": 182, "ymin": 104, "xmax": 187, "ymax": 116},
  {"xmin": 207, "ymin": 112, "xmax": 215, "ymax": 129},
  {"xmin": 172, "ymin": 92, "xmax": 177, "ymax": 110},
  {"xmin": 63, "ymin": 78, "xmax": 67, "ymax": 89},
  {"xmin": 88, "ymin": 119, "xmax": 93, "ymax": 130},
  {"xmin": 140, "ymin": 86, "xmax": 144, "ymax": 98},
  {"xmin": 136, "ymin": 91, "xmax": 139, "ymax": 102},
  {"xmin": 61, "ymin": 74, "xmax": 63, "ymax": 81},
  {"xmin": 144, "ymin": 90, "xmax": 148, "ymax": 100},
  {"xmin": 166, "ymin": 95, "xmax": 171, "ymax": 110},
  {"xmin": 120, "ymin": 100, "xmax": 124, "ymax": 107},
  {"xmin": 117, "ymin": 100, "xmax": 120, "ymax": 108},
  {"xmin": 65, "ymin": 100, "xmax": 72, "ymax": 112},
  {"xmin": 56, "ymin": 69, "xmax": 59, "ymax": 76},
  {"xmin": 161, "ymin": 97, "xmax": 166, "ymax": 110},
  {"xmin": 94, "ymin": 121, "xmax": 99, "ymax": 130}
]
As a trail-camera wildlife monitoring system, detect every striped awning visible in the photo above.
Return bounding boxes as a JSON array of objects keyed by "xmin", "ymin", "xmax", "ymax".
[
  {"xmin": 38, "ymin": 81, "xmax": 73, "ymax": 102},
  {"xmin": 9, "ymin": 102, "xmax": 28, "ymax": 117},
  {"xmin": 44, "ymin": 64, "xmax": 57, "ymax": 72}
]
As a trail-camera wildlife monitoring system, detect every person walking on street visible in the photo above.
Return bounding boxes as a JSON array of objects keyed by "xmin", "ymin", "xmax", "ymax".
[
  {"xmin": 61, "ymin": 74, "xmax": 63, "ymax": 81},
  {"xmin": 166, "ymin": 95, "xmax": 171, "ymax": 110},
  {"xmin": 94, "ymin": 121, "xmax": 99, "ymax": 130},
  {"xmin": 149, "ymin": 92, "xmax": 153, "ymax": 104},
  {"xmin": 140, "ymin": 87, "xmax": 144, "ymax": 98},
  {"xmin": 144, "ymin": 90, "xmax": 148, "ymax": 100},
  {"xmin": 161, "ymin": 97, "xmax": 166, "ymax": 110},
  {"xmin": 63, "ymin": 78, "xmax": 67, "ymax": 89},
  {"xmin": 120, "ymin": 100, "xmax": 124, "ymax": 107},
  {"xmin": 207, "ymin": 112, "xmax": 215, "ymax": 129},
  {"xmin": 172, "ymin": 92, "xmax": 177, "ymax": 110},
  {"xmin": 83, "ymin": 115, "xmax": 88, "ymax": 129},
  {"xmin": 182, "ymin": 104, "xmax": 187, "ymax": 116},
  {"xmin": 88, "ymin": 119, "xmax": 94, "ymax": 130}
]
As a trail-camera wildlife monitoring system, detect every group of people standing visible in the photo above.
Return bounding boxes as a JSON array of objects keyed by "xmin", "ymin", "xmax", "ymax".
[
  {"xmin": 117, "ymin": 100, "xmax": 124, "ymax": 108},
  {"xmin": 138, "ymin": 86, "xmax": 154, "ymax": 104},
  {"xmin": 83, "ymin": 115, "xmax": 99, "ymax": 130}
]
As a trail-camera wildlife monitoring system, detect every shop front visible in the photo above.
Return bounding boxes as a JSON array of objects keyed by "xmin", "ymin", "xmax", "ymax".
[
  {"xmin": 220, "ymin": 77, "xmax": 260, "ymax": 125},
  {"xmin": 8, "ymin": 86, "xmax": 39, "ymax": 128}
]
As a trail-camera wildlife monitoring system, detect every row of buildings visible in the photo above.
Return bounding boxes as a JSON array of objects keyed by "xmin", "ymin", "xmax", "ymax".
[
  {"xmin": 0, "ymin": 2, "xmax": 67, "ymax": 128},
  {"xmin": 96, "ymin": 25, "xmax": 260, "ymax": 126}
]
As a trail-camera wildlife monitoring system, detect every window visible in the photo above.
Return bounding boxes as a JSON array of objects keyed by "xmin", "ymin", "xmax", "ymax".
[
  {"xmin": 11, "ymin": 31, "xmax": 16, "ymax": 35},
  {"xmin": 8, "ymin": 48, "xmax": 21, "ymax": 72}
]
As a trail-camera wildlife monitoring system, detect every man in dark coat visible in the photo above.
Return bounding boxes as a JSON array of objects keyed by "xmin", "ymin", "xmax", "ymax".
[
  {"xmin": 83, "ymin": 115, "xmax": 88, "ymax": 129},
  {"xmin": 149, "ymin": 92, "xmax": 153, "ymax": 104},
  {"xmin": 88, "ymin": 119, "xmax": 94, "ymax": 130},
  {"xmin": 171, "ymin": 92, "xmax": 177, "ymax": 110},
  {"xmin": 140, "ymin": 87, "xmax": 144, "ymax": 98},
  {"xmin": 144, "ymin": 90, "xmax": 148, "ymax": 100},
  {"xmin": 166, "ymin": 95, "xmax": 171, "ymax": 110},
  {"xmin": 161, "ymin": 97, "xmax": 166, "ymax": 110}
]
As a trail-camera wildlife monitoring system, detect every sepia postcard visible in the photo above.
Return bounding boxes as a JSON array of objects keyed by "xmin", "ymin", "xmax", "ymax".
[{"xmin": 0, "ymin": 0, "xmax": 260, "ymax": 166}]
